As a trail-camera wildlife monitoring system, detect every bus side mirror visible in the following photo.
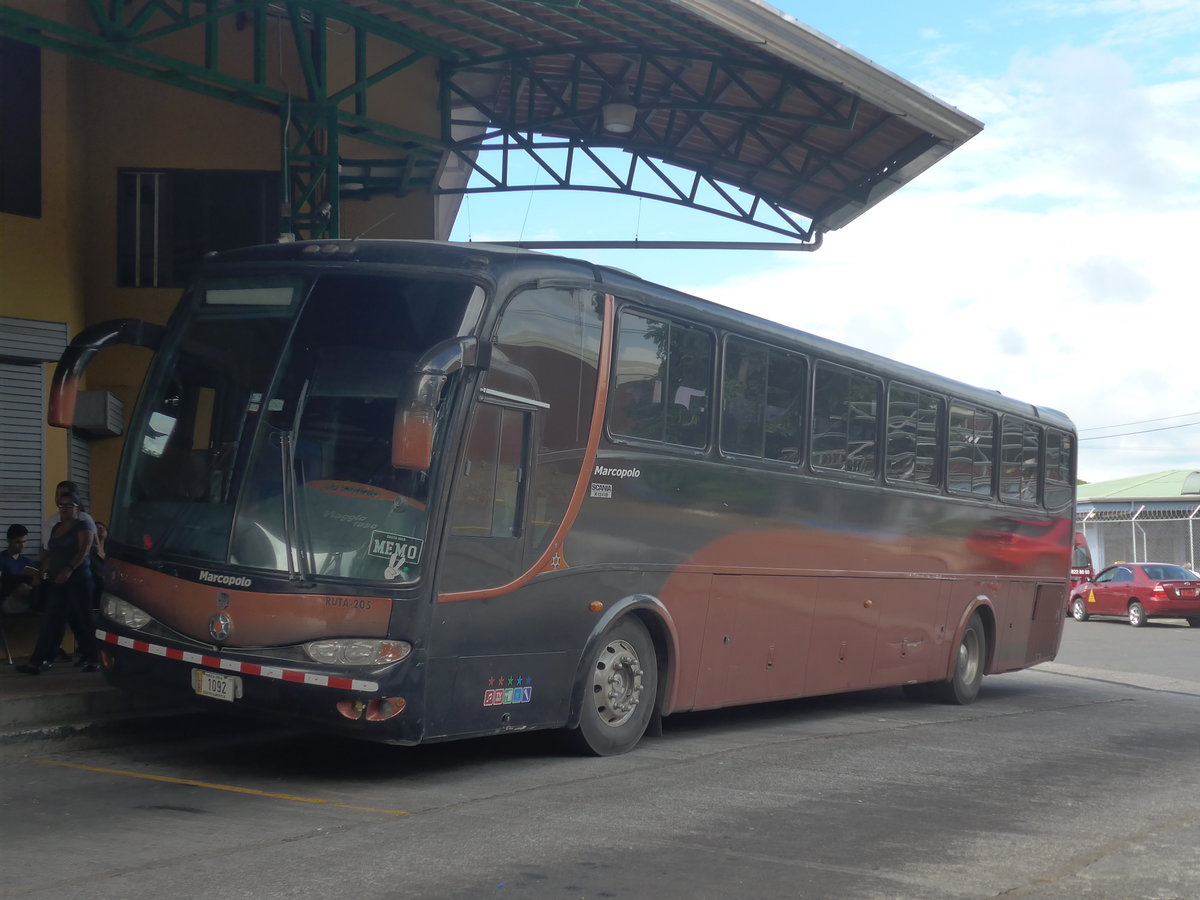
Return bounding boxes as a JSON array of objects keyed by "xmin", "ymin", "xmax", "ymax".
[
  {"xmin": 49, "ymin": 319, "xmax": 164, "ymax": 428},
  {"xmin": 392, "ymin": 399, "xmax": 437, "ymax": 472},
  {"xmin": 391, "ymin": 337, "xmax": 485, "ymax": 472}
]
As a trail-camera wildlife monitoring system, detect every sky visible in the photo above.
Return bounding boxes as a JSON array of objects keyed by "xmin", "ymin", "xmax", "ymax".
[{"xmin": 448, "ymin": 0, "xmax": 1200, "ymax": 484}]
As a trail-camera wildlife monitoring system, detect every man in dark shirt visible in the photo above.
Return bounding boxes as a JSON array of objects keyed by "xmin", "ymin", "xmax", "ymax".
[{"xmin": 1, "ymin": 523, "xmax": 41, "ymax": 613}]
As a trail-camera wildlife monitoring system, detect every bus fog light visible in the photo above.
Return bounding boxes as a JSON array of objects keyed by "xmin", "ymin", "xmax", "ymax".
[
  {"xmin": 335, "ymin": 696, "xmax": 406, "ymax": 722},
  {"xmin": 337, "ymin": 699, "xmax": 366, "ymax": 720},
  {"xmin": 103, "ymin": 595, "xmax": 152, "ymax": 629},
  {"xmin": 304, "ymin": 639, "xmax": 412, "ymax": 666},
  {"xmin": 366, "ymin": 697, "xmax": 405, "ymax": 721}
]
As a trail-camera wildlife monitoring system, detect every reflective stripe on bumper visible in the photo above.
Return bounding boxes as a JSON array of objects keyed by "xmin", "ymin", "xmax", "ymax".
[{"xmin": 95, "ymin": 629, "xmax": 380, "ymax": 692}]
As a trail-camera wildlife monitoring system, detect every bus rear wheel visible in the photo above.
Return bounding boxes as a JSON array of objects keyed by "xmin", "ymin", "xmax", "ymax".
[
  {"xmin": 570, "ymin": 617, "xmax": 657, "ymax": 756},
  {"xmin": 929, "ymin": 613, "xmax": 986, "ymax": 705}
]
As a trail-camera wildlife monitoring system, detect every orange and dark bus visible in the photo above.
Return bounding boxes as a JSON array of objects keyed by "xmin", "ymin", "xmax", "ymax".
[{"xmin": 50, "ymin": 240, "xmax": 1075, "ymax": 755}]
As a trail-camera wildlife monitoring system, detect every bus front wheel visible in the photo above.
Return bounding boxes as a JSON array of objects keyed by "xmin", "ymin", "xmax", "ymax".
[
  {"xmin": 930, "ymin": 613, "xmax": 986, "ymax": 705},
  {"xmin": 570, "ymin": 617, "xmax": 657, "ymax": 756}
]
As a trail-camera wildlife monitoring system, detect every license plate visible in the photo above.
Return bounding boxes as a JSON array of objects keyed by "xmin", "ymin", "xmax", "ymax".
[{"xmin": 191, "ymin": 668, "xmax": 242, "ymax": 702}]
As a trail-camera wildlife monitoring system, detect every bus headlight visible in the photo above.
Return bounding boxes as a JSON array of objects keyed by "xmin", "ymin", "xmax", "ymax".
[
  {"xmin": 103, "ymin": 595, "xmax": 152, "ymax": 630},
  {"xmin": 304, "ymin": 639, "xmax": 412, "ymax": 666}
]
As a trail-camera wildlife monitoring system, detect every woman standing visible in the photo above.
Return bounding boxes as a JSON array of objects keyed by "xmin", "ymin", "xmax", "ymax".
[{"xmin": 18, "ymin": 492, "xmax": 97, "ymax": 674}]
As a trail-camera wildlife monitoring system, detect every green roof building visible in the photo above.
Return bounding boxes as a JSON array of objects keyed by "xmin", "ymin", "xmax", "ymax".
[{"xmin": 1077, "ymin": 471, "xmax": 1200, "ymax": 570}]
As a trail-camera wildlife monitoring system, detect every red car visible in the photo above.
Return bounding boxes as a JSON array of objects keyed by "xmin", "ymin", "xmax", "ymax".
[{"xmin": 1070, "ymin": 563, "xmax": 1200, "ymax": 627}]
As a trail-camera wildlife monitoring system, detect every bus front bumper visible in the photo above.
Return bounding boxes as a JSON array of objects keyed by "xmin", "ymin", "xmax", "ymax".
[{"xmin": 94, "ymin": 628, "xmax": 425, "ymax": 744}]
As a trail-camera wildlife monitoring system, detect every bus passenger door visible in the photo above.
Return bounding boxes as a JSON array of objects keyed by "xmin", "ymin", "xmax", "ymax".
[{"xmin": 439, "ymin": 401, "xmax": 531, "ymax": 593}]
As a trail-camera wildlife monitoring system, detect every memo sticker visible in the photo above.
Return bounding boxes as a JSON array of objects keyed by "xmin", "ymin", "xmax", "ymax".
[{"xmin": 369, "ymin": 531, "xmax": 424, "ymax": 567}]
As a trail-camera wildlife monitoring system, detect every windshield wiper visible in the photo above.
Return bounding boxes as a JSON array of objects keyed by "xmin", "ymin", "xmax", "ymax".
[{"xmin": 276, "ymin": 378, "xmax": 315, "ymax": 584}]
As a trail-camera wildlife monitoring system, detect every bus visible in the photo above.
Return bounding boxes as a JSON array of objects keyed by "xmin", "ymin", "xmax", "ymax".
[
  {"xmin": 1070, "ymin": 532, "xmax": 1094, "ymax": 593},
  {"xmin": 50, "ymin": 240, "xmax": 1075, "ymax": 755}
]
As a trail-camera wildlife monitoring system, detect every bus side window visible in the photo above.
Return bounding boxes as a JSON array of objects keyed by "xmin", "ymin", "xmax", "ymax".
[
  {"xmin": 721, "ymin": 336, "xmax": 806, "ymax": 463},
  {"xmin": 1044, "ymin": 429, "xmax": 1075, "ymax": 510},
  {"xmin": 610, "ymin": 310, "xmax": 664, "ymax": 441},
  {"xmin": 948, "ymin": 403, "xmax": 995, "ymax": 496},
  {"xmin": 611, "ymin": 309, "xmax": 711, "ymax": 448},
  {"xmin": 721, "ymin": 337, "xmax": 768, "ymax": 456},
  {"xmin": 811, "ymin": 361, "xmax": 879, "ymax": 476},
  {"xmin": 886, "ymin": 383, "xmax": 943, "ymax": 486},
  {"xmin": 1000, "ymin": 417, "xmax": 1041, "ymax": 504}
]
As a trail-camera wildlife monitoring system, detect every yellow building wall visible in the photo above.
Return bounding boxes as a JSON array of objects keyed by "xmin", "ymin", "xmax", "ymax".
[
  {"xmin": 0, "ymin": 16, "xmax": 87, "ymax": 518},
  {"xmin": 2, "ymin": 3, "xmax": 441, "ymax": 523}
]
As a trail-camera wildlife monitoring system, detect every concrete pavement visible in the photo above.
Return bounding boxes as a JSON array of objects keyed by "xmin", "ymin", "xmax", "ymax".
[{"xmin": 0, "ymin": 655, "xmax": 187, "ymax": 745}]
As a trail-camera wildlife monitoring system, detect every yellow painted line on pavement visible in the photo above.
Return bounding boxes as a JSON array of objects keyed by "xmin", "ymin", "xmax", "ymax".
[{"xmin": 36, "ymin": 759, "xmax": 411, "ymax": 816}]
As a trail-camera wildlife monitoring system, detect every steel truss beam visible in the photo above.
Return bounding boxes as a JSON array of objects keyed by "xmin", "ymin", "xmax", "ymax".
[
  {"xmin": 441, "ymin": 48, "xmax": 847, "ymax": 240},
  {"xmin": 0, "ymin": 1, "xmax": 859, "ymax": 244},
  {"xmin": 0, "ymin": 1, "xmax": 444, "ymax": 240}
]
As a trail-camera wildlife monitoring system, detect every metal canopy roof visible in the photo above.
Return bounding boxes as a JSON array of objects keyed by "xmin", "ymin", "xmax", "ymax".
[{"xmin": 0, "ymin": 0, "xmax": 982, "ymax": 243}]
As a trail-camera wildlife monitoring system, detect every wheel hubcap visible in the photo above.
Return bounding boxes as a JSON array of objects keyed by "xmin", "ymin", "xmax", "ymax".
[
  {"xmin": 590, "ymin": 639, "xmax": 644, "ymax": 728},
  {"xmin": 958, "ymin": 630, "xmax": 981, "ymax": 683}
]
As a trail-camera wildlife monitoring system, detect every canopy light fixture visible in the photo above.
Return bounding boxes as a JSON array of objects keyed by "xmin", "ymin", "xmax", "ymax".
[{"xmin": 602, "ymin": 85, "xmax": 637, "ymax": 134}]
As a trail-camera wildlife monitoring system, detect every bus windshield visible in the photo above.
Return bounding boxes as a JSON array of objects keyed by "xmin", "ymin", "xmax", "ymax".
[{"xmin": 113, "ymin": 270, "xmax": 483, "ymax": 584}]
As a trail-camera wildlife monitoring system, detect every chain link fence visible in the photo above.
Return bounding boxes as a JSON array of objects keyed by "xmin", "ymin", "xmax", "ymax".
[{"xmin": 1077, "ymin": 504, "xmax": 1200, "ymax": 571}]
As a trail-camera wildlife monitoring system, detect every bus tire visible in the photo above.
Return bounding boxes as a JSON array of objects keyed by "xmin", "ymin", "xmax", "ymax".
[
  {"xmin": 1128, "ymin": 601, "xmax": 1147, "ymax": 627},
  {"xmin": 570, "ymin": 617, "xmax": 657, "ymax": 756},
  {"xmin": 929, "ymin": 612, "xmax": 986, "ymax": 705},
  {"xmin": 1070, "ymin": 596, "xmax": 1089, "ymax": 622}
]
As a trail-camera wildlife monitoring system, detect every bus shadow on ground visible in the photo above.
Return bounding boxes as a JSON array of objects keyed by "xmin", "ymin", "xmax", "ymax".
[
  {"xmin": 136, "ymin": 683, "xmax": 1029, "ymax": 783},
  {"xmin": 101, "ymin": 674, "xmax": 1087, "ymax": 794}
]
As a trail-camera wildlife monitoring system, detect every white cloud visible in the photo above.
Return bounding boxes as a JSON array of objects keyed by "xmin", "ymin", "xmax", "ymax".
[
  {"xmin": 1072, "ymin": 257, "xmax": 1153, "ymax": 306},
  {"xmin": 680, "ymin": 31, "xmax": 1200, "ymax": 482},
  {"xmin": 455, "ymin": 2, "xmax": 1200, "ymax": 482}
]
